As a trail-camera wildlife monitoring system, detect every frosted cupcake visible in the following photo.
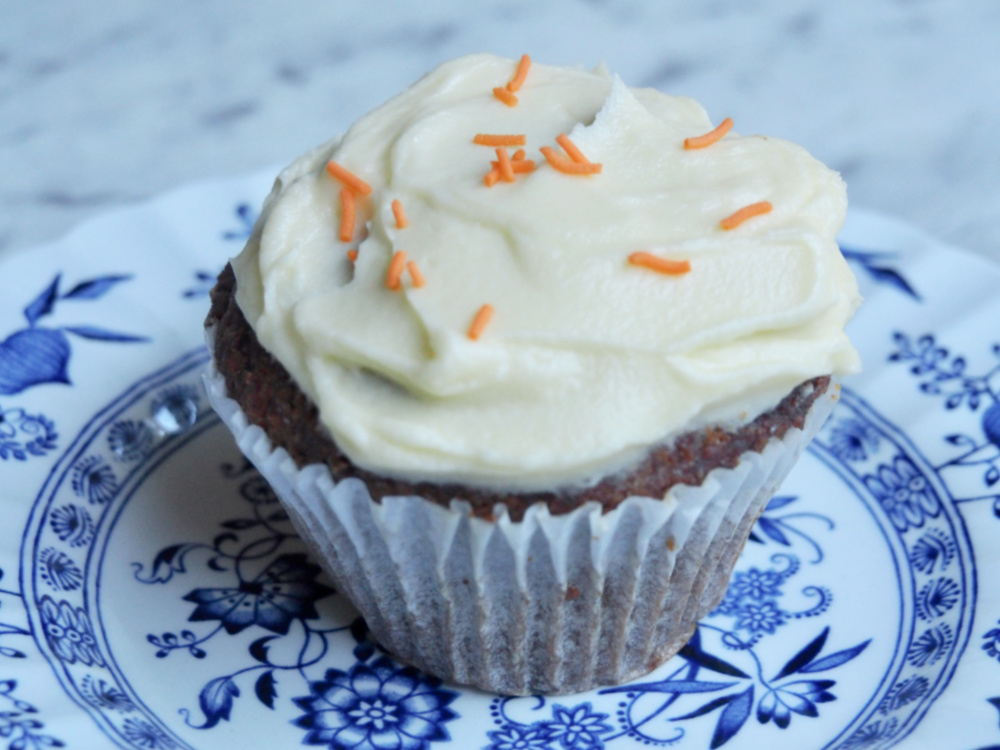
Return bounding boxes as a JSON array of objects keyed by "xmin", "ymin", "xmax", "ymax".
[{"xmin": 204, "ymin": 53, "xmax": 860, "ymax": 695}]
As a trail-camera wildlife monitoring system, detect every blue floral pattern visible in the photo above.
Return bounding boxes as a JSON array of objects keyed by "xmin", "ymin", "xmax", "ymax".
[
  {"xmin": 294, "ymin": 656, "xmax": 459, "ymax": 750},
  {"xmin": 38, "ymin": 595, "xmax": 104, "ymax": 667},
  {"xmin": 711, "ymin": 552, "xmax": 831, "ymax": 645},
  {"xmin": 16, "ymin": 339, "xmax": 979, "ymax": 750},
  {"xmin": 0, "ymin": 272, "xmax": 146, "ymax": 463},
  {"xmin": 889, "ymin": 332, "xmax": 1000, "ymax": 494},
  {"xmin": 182, "ymin": 553, "xmax": 332, "ymax": 635},
  {"xmin": 887, "ymin": 330, "xmax": 1000, "ymax": 722},
  {"xmin": 38, "ymin": 548, "xmax": 83, "ymax": 592},
  {"xmin": 7, "ymin": 205, "xmax": 996, "ymax": 748},
  {"xmin": 0, "ymin": 405, "xmax": 58, "ymax": 461},
  {"xmin": 1, "ymin": 568, "xmax": 65, "ymax": 747},
  {"xmin": 906, "ymin": 624, "xmax": 953, "ymax": 668},
  {"xmin": 70, "ymin": 455, "xmax": 119, "ymax": 504},
  {"xmin": 863, "ymin": 457, "xmax": 940, "ymax": 531}
]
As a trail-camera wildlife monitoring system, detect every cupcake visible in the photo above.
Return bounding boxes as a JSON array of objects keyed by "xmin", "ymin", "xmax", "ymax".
[{"xmin": 204, "ymin": 53, "xmax": 860, "ymax": 695}]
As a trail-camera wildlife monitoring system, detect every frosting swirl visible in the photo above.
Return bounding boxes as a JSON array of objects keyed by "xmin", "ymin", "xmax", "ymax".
[{"xmin": 232, "ymin": 54, "xmax": 860, "ymax": 490}]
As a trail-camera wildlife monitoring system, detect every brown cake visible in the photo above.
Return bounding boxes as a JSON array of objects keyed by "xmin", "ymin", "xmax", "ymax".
[
  {"xmin": 203, "ymin": 53, "xmax": 860, "ymax": 694},
  {"xmin": 209, "ymin": 263, "xmax": 830, "ymax": 523}
]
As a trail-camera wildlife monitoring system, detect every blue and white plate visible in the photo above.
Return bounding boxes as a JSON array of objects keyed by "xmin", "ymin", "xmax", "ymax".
[{"xmin": 1, "ymin": 173, "xmax": 999, "ymax": 750}]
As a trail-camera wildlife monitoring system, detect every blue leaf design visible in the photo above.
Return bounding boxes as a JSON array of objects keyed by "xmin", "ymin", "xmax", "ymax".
[
  {"xmin": 671, "ymin": 693, "xmax": 735, "ymax": 721},
  {"xmin": 678, "ymin": 638, "xmax": 751, "ymax": 678},
  {"xmin": 711, "ymin": 686, "xmax": 753, "ymax": 749},
  {"xmin": 765, "ymin": 495, "xmax": 796, "ymax": 511},
  {"xmin": 133, "ymin": 543, "xmax": 197, "ymax": 584},
  {"xmin": 61, "ymin": 275, "xmax": 132, "ymax": 300},
  {"xmin": 774, "ymin": 627, "xmax": 829, "ymax": 680},
  {"xmin": 867, "ymin": 265, "xmax": 921, "ymax": 300},
  {"xmin": 187, "ymin": 676, "xmax": 240, "ymax": 729},
  {"xmin": 63, "ymin": 326, "xmax": 148, "ymax": 343},
  {"xmin": 757, "ymin": 517, "xmax": 790, "ymax": 546},
  {"xmin": 988, "ymin": 696, "xmax": 1000, "ymax": 726},
  {"xmin": 602, "ymin": 679, "xmax": 737, "ymax": 695},
  {"xmin": 0, "ymin": 328, "xmax": 71, "ymax": 395},
  {"xmin": 945, "ymin": 433, "xmax": 976, "ymax": 447},
  {"xmin": 24, "ymin": 275, "xmax": 61, "ymax": 325},
  {"xmin": 255, "ymin": 670, "xmax": 277, "ymax": 709},
  {"xmin": 250, "ymin": 636, "xmax": 277, "ymax": 664}
]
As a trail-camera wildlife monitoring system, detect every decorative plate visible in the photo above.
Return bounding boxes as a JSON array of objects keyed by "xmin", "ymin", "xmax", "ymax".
[{"xmin": 2, "ymin": 172, "xmax": 999, "ymax": 750}]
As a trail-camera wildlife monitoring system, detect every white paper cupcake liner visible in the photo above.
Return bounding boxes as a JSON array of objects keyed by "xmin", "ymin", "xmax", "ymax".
[{"xmin": 203, "ymin": 341, "xmax": 837, "ymax": 695}]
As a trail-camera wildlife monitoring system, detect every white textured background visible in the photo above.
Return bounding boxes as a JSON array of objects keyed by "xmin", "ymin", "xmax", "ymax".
[{"xmin": 2, "ymin": 0, "xmax": 999, "ymax": 261}]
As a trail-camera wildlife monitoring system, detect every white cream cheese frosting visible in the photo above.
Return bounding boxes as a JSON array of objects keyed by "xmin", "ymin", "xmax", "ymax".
[{"xmin": 231, "ymin": 53, "xmax": 861, "ymax": 490}]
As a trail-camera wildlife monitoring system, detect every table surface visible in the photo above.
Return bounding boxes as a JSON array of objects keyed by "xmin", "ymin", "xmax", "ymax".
[{"xmin": 1, "ymin": 1, "xmax": 998, "ymax": 263}]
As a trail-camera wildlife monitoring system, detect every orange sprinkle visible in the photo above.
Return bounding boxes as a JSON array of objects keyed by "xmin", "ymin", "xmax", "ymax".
[
  {"xmin": 391, "ymin": 199, "xmax": 409, "ymax": 229},
  {"xmin": 506, "ymin": 54, "xmax": 531, "ymax": 93},
  {"xmin": 467, "ymin": 304, "xmax": 494, "ymax": 341},
  {"xmin": 347, "ymin": 249, "xmax": 358, "ymax": 262},
  {"xmin": 720, "ymin": 201, "xmax": 773, "ymax": 230},
  {"xmin": 555, "ymin": 133, "xmax": 591, "ymax": 164},
  {"xmin": 406, "ymin": 260, "xmax": 425, "ymax": 288},
  {"xmin": 512, "ymin": 149, "xmax": 526, "ymax": 161},
  {"xmin": 338, "ymin": 188, "xmax": 355, "ymax": 242},
  {"xmin": 325, "ymin": 161, "xmax": 372, "ymax": 195},
  {"xmin": 493, "ymin": 86, "xmax": 518, "ymax": 107},
  {"xmin": 484, "ymin": 167, "xmax": 501, "ymax": 187},
  {"xmin": 684, "ymin": 117, "xmax": 734, "ymax": 150},
  {"xmin": 474, "ymin": 134, "xmax": 527, "ymax": 147},
  {"xmin": 386, "ymin": 250, "xmax": 407, "ymax": 290},
  {"xmin": 540, "ymin": 146, "xmax": 602, "ymax": 175},
  {"xmin": 628, "ymin": 251, "xmax": 691, "ymax": 276},
  {"xmin": 491, "ymin": 158, "xmax": 536, "ymax": 173},
  {"xmin": 495, "ymin": 147, "xmax": 515, "ymax": 182}
]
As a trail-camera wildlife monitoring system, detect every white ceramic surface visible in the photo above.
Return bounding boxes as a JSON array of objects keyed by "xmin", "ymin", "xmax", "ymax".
[{"xmin": 2, "ymin": 173, "xmax": 1000, "ymax": 749}]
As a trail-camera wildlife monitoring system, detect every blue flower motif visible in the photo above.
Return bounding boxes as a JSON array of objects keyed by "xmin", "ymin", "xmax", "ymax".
[
  {"xmin": 81, "ymin": 675, "xmax": 136, "ymax": 712},
  {"xmin": 107, "ymin": 419, "xmax": 155, "ymax": 461},
  {"xmin": 545, "ymin": 703, "xmax": 612, "ymax": 749},
  {"xmin": 294, "ymin": 656, "xmax": 458, "ymax": 750},
  {"xmin": 827, "ymin": 418, "xmax": 879, "ymax": 462},
  {"xmin": 735, "ymin": 600, "xmax": 785, "ymax": 635},
  {"xmin": 879, "ymin": 675, "xmax": 928, "ymax": 714},
  {"xmin": 864, "ymin": 457, "xmax": 939, "ymax": 531},
  {"xmin": 0, "ymin": 406, "xmax": 58, "ymax": 460},
  {"xmin": 909, "ymin": 530, "xmax": 954, "ymax": 575},
  {"xmin": 71, "ymin": 455, "xmax": 118, "ymax": 504},
  {"xmin": 0, "ymin": 406, "xmax": 23, "ymax": 438},
  {"xmin": 486, "ymin": 724, "xmax": 551, "ymax": 750},
  {"xmin": 756, "ymin": 680, "xmax": 835, "ymax": 728},
  {"xmin": 907, "ymin": 624, "xmax": 952, "ymax": 667},
  {"xmin": 121, "ymin": 717, "xmax": 176, "ymax": 748},
  {"xmin": 49, "ymin": 504, "xmax": 95, "ymax": 548},
  {"xmin": 842, "ymin": 717, "xmax": 898, "ymax": 749},
  {"xmin": 38, "ymin": 547, "xmax": 83, "ymax": 591},
  {"xmin": 982, "ymin": 621, "xmax": 1000, "ymax": 660},
  {"xmin": 39, "ymin": 595, "xmax": 105, "ymax": 666},
  {"xmin": 728, "ymin": 568, "xmax": 783, "ymax": 601},
  {"xmin": 915, "ymin": 577, "xmax": 960, "ymax": 621},
  {"xmin": 183, "ymin": 553, "xmax": 333, "ymax": 635}
]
